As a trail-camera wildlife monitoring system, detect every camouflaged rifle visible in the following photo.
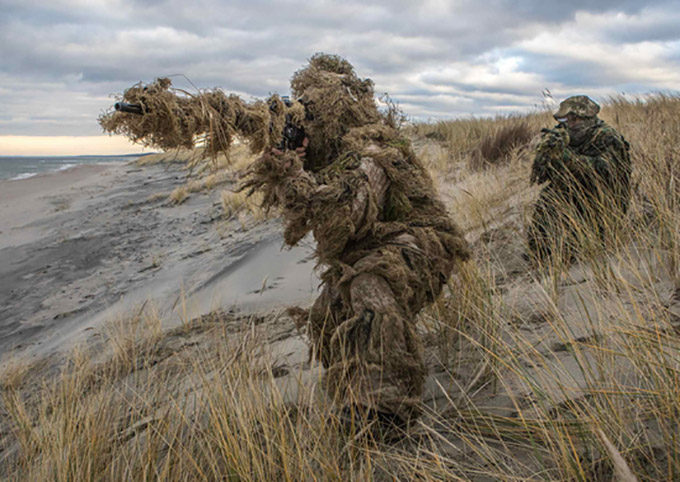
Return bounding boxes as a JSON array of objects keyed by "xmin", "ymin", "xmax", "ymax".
[{"xmin": 100, "ymin": 78, "xmax": 307, "ymax": 159}]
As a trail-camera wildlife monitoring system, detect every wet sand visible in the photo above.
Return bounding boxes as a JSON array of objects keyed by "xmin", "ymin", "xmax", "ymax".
[{"xmin": 0, "ymin": 161, "xmax": 318, "ymax": 359}]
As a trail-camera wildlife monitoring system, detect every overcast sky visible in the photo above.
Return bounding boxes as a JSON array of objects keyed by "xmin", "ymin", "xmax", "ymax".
[{"xmin": 1, "ymin": 0, "xmax": 679, "ymax": 154}]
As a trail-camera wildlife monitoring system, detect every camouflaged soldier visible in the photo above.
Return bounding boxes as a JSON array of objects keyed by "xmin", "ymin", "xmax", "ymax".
[
  {"xmin": 99, "ymin": 53, "xmax": 470, "ymax": 426},
  {"xmin": 527, "ymin": 95, "xmax": 631, "ymax": 262},
  {"xmin": 245, "ymin": 55, "xmax": 471, "ymax": 425}
]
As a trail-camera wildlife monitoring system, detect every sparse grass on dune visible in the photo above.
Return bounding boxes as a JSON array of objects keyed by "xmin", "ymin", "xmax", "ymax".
[
  {"xmin": 168, "ymin": 185, "xmax": 188, "ymax": 205},
  {"xmin": 221, "ymin": 190, "xmax": 267, "ymax": 228},
  {"xmin": 0, "ymin": 311, "xmax": 428, "ymax": 481},
  {"xmin": 139, "ymin": 141, "xmax": 268, "ymax": 230},
  {"xmin": 2, "ymin": 94, "xmax": 680, "ymax": 480},
  {"xmin": 416, "ymin": 93, "xmax": 680, "ymax": 480}
]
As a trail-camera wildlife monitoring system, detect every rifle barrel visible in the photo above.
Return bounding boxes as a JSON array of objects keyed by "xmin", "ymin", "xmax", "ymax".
[{"xmin": 114, "ymin": 102, "xmax": 143, "ymax": 115}]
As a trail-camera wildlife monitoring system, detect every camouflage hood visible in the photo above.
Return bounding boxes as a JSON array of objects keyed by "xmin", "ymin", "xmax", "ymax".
[{"xmin": 291, "ymin": 53, "xmax": 382, "ymax": 171}]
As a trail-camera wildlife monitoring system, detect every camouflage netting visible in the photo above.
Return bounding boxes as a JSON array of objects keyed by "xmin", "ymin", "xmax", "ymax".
[
  {"xmin": 243, "ymin": 112, "xmax": 470, "ymax": 274},
  {"xmin": 98, "ymin": 78, "xmax": 306, "ymax": 159}
]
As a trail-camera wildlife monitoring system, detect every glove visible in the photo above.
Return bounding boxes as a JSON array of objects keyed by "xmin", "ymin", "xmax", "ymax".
[
  {"xmin": 531, "ymin": 127, "xmax": 570, "ymax": 184},
  {"xmin": 538, "ymin": 127, "xmax": 570, "ymax": 151}
]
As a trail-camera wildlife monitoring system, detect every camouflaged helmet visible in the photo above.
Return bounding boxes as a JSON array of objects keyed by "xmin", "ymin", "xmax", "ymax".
[{"xmin": 554, "ymin": 95, "xmax": 600, "ymax": 120}]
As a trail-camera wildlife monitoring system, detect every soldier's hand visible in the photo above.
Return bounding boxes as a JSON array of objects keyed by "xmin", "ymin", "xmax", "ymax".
[
  {"xmin": 270, "ymin": 147, "xmax": 293, "ymax": 171},
  {"xmin": 269, "ymin": 147, "xmax": 304, "ymax": 174},
  {"xmin": 295, "ymin": 136, "xmax": 309, "ymax": 159},
  {"xmin": 538, "ymin": 127, "xmax": 569, "ymax": 151},
  {"xmin": 532, "ymin": 128, "xmax": 569, "ymax": 184}
]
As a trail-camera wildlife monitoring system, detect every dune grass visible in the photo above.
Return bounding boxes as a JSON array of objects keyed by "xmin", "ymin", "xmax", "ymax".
[
  {"xmin": 142, "ymin": 142, "xmax": 258, "ymax": 206},
  {"xmin": 2, "ymin": 94, "xmax": 680, "ymax": 481},
  {"xmin": 221, "ymin": 190, "xmax": 267, "ymax": 227}
]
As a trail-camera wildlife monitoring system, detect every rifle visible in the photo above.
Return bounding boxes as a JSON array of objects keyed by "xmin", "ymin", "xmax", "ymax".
[
  {"xmin": 101, "ymin": 78, "xmax": 307, "ymax": 157},
  {"xmin": 271, "ymin": 96, "xmax": 306, "ymax": 151}
]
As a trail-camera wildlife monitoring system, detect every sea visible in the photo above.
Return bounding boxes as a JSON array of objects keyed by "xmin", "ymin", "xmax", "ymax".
[{"xmin": 0, "ymin": 155, "xmax": 146, "ymax": 181}]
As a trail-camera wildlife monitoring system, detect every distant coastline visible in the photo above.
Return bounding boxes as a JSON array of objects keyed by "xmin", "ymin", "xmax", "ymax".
[{"xmin": 0, "ymin": 153, "xmax": 153, "ymax": 181}]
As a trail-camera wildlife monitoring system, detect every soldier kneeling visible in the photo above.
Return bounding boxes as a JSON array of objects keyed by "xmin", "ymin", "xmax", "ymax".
[{"xmin": 527, "ymin": 95, "xmax": 631, "ymax": 264}]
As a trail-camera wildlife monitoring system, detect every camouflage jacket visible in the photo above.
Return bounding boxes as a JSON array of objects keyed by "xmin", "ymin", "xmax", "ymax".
[
  {"xmin": 531, "ymin": 120, "xmax": 631, "ymax": 212},
  {"xmin": 246, "ymin": 129, "xmax": 470, "ymax": 267}
]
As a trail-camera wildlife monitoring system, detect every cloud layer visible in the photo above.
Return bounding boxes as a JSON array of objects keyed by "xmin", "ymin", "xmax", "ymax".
[{"xmin": 1, "ymin": 0, "xmax": 679, "ymax": 138}]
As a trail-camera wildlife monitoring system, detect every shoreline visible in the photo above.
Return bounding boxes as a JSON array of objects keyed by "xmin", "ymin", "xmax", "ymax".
[
  {"xmin": 4, "ymin": 160, "xmax": 127, "ymax": 182},
  {"xmin": 0, "ymin": 153, "xmax": 146, "ymax": 182},
  {"xmin": 0, "ymin": 162, "xmax": 132, "ymax": 251},
  {"xmin": 0, "ymin": 159, "xmax": 127, "ymax": 187}
]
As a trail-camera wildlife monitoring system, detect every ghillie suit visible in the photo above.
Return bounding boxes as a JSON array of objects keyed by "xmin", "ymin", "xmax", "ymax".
[
  {"xmin": 99, "ymin": 53, "xmax": 470, "ymax": 422},
  {"xmin": 528, "ymin": 96, "xmax": 631, "ymax": 264}
]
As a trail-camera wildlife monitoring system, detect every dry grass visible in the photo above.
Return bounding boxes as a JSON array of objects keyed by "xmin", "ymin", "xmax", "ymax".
[
  {"xmin": 186, "ymin": 171, "xmax": 231, "ymax": 193},
  {"xmin": 409, "ymin": 111, "xmax": 551, "ymax": 165},
  {"xmin": 168, "ymin": 185, "xmax": 189, "ymax": 205},
  {"xmin": 0, "ymin": 310, "xmax": 416, "ymax": 481},
  {"xmin": 3, "ymin": 94, "xmax": 680, "ymax": 481},
  {"xmin": 146, "ymin": 142, "xmax": 265, "ymax": 228},
  {"xmin": 146, "ymin": 191, "xmax": 169, "ymax": 203},
  {"xmin": 417, "ymin": 93, "xmax": 680, "ymax": 480},
  {"xmin": 221, "ymin": 190, "xmax": 266, "ymax": 222},
  {"xmin": 471, "ymin": 119, "xmax": 533, "ymax": 170}
]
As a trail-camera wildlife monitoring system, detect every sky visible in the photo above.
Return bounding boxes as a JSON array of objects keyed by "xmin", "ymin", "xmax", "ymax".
[{"xmin": 1, "ymin": 0, "xmax": 679, "ymax": 155}]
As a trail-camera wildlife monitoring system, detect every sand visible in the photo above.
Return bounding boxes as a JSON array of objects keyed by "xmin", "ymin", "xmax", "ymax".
[{"xmin": 0, "ymin": 161, "xmax": 318, "ymax": 360}]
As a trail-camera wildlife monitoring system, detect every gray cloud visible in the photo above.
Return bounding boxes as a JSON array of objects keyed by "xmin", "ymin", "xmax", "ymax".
[{"xmin": 0, "ymin": 0, "xmax": 678, "ymax": 138}]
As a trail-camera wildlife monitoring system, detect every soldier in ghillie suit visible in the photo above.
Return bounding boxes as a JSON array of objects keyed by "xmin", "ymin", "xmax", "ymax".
[
  {"xmin": 99, "ymin": 53, "xmax": 470, "ymax": 426},
  {"xmin": 527, "ymin": 95, "xmax": 631, "ymax": 263}
]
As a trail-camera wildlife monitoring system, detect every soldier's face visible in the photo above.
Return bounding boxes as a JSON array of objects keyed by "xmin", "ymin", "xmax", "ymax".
[{"xmin": 564, "ymin": 114, "xmax": 584, "ymax": 130}]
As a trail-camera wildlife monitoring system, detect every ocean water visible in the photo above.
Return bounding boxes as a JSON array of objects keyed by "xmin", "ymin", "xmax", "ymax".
[{"xmin": 0, "ymin": 155, "xmax": 145, "ymax": 181}]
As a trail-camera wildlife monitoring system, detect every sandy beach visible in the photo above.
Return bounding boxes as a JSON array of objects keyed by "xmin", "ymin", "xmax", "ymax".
[{"xmin": 0, "ymin": 161, "xmax": 318, "ymax": 360}]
